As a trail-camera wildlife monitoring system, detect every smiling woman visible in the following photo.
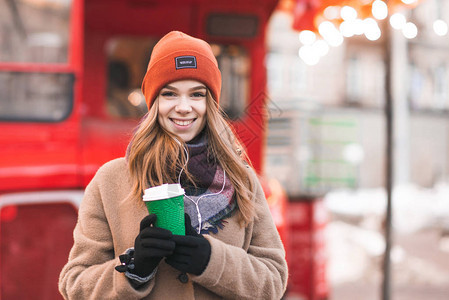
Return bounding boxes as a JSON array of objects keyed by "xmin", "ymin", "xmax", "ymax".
[{"xmin": 59, "ymin": 31, "xmax": 288, "ymax": 300}]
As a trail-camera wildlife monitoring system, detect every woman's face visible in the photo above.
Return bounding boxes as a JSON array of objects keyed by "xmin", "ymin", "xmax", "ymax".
[{"xmin": 157, "ymin": 80, "xmax": 207, "ymax": 142}]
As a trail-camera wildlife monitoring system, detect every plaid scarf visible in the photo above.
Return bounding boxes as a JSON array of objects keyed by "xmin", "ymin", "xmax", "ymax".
[{"xmin": 181, "ymin": 132, "xmax": 236, "ymax": 234}]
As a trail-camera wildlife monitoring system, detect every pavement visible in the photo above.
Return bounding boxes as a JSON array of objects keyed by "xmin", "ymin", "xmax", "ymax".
[{"xmin": 326, "ymin": 188, "xmax": 449, "ymax": 300}]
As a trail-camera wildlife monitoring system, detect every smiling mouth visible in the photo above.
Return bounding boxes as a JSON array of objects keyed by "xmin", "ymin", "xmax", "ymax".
[{"xmin": 171, "ymin": 118, "xmax": 195, "ymax": 126}]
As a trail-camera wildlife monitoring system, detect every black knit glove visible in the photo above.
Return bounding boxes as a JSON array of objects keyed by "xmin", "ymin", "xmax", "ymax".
[
  {"xmin": 131, "ymin": 214, "xmax": 175, "ymax": 277},
  {"xmin": 165, "ymin": 214, "xmax": 211, "ymax": 276}
]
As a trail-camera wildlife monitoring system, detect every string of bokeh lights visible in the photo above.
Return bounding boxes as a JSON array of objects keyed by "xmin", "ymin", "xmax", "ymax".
[{"xmin": 292, "ymin": 0, "xmax": 448, "ymax": 65}]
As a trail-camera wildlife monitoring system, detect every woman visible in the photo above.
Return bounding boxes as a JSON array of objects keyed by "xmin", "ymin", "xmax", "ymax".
[{"xmin": 59, "ymin": 31, "xmax": 288, "ymax": 299}]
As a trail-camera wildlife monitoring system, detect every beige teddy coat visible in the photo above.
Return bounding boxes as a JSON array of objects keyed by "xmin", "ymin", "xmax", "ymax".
[{"xmin": 59, "ymin": 158, "xmax": 288, "ymax": 299}]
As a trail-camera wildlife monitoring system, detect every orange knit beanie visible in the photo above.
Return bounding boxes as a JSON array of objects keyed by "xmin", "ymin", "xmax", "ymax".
[{"xmin": 141, "ymin": 31, "xmax": 222, "ymax": 108}]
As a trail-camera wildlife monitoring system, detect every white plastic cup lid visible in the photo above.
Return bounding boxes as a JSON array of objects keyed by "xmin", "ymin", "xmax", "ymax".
[{"xmin": 143, "ymin": 183, "xmax": 185, "ymax": 201}]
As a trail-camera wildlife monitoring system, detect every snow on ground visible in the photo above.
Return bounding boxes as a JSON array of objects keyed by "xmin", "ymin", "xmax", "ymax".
[
  {"xmin": 324, "ymin": 183, "xmax": 449, "ymax": 234},
  {"xmin": 323, "ymin": 183, "xmax": 449, "ymax": 299}
]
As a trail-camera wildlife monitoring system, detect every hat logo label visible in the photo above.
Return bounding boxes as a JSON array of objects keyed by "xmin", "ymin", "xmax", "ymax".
[{"xmin": 175, "ymin": 56, "xmax": 197, "ymax": 69}]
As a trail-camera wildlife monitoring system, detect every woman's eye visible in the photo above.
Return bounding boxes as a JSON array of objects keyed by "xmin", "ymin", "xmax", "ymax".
[
  {"xmin": 192, "ymin": 92, "xmax": 206, "ymax": 98},
  {"xmin": 161, "ymin": 91, "xmax": 176, "ymax": 97}
]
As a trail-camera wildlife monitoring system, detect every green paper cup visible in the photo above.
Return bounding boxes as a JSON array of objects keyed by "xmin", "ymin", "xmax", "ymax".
[{"xmin": 143, "ymin": 184, "xmax": 185, "ymax": 235}]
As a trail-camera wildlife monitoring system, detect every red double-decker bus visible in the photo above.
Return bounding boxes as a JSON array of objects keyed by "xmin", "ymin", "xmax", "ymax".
[{"xmin": 0, "ymin": 0, "xmax": 292, "ymax": 299}]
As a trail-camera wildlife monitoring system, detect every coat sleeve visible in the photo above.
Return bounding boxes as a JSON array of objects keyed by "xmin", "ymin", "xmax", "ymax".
[
  {"xmin": 58, "ymin": 167, "xmax": 155, "ymax": 299},
  {"xmin": 192, "ymin": 171, "xmax": 289, "ymax": 300}
]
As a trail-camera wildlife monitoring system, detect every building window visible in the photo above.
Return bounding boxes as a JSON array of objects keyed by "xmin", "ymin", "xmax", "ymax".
[
  {"xmin": 267, "ymin": 53, "xmax": 284, "ymax": 94},
  {"xmin": 105, "ymin": 37, "xmax": 154, "ymax": 119},
  {"xmin": 433, "ymin": 64, "xmax": 448, "ymax": 110},
  {"xmin": 346, "ymin": 56, "xmax": 362, "ymax": 104}
]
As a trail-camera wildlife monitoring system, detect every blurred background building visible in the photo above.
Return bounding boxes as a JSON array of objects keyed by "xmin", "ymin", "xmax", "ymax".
[
  {"xmin": 264, "ymin": 0, "xmax": 449, "ymax": 299},
  {"xmin": 265, "ymin": 0, "xmax": 449, "ymax": 193}
]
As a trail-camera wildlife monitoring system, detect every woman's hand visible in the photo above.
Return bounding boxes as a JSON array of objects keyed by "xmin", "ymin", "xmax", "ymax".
[
  {"xmin": 165, "ymin": 214, "xmax": 211, "ymax": 275},
  {"xmin": 131, "ymin": 214, "xmax": 175, "ymax": 277}
]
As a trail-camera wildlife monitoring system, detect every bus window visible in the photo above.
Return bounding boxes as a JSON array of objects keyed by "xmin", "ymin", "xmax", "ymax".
[
  {"xmin": 0, "ymin": 72, "xmax": 73, "ymax": 122},
  {"xmin": 212, "ymin": 44, "xmax": 249, "ymax": 120},
  {"xmin": 105, "ymin": 37, "xmax": 153, "ymax": 119},
  {"xmin": 105, "ymin": 38, "xmax": 249, "ymax": 120},
  {"xmin": 0, "ymin": 0, "xmax": 71, "ymax": 64}
]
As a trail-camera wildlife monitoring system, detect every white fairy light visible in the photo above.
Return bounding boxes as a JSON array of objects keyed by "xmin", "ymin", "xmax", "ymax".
[
  {"xmin": 363, "ymin": 17, "xmax": 378, "ymax": 29},
  {"xmin": 128, "ymin": 90, "xmax": 145, "ymax": 106},
  {"xmin": 319, "ymin": 21, "xmax": 344, "ymax": 47},
  {"xmin": 366, "ymin": 28, "xmax": 382, "ymax": 41},
  {"xmin": 433, "ymin": 19, "xmax": 448, "ymax": 36},
  {"xmin": 298, "ymin": 45, "xmax": 320, "ymax": 66},
  {"xmin": 372, "ymin": 0, "xmax": 388, "ymax": 20},
  {"xmin": 324, "ymin": 6, "xmax": 341, "ymax": 20},
  {"xmin": 299, "ymin": 30, "xmax": 316, "ymax": 45},
  {"xmin": 401, "ymin": 0, "xmax": 417, "ymax": 4},
  {"xmin": 340, "ymin": 21, "xmax": 355, "ymax": 37},
  {"xmin": 390, "ymin": 13, "xmax": 407, "ymax": 30},
  {"xmin": 343, "ymin": 143, "xmax": 365, "ymax": 164},
  {"xmin": 402, "ymin": 22, "xmax": 418, "ymax": 39},
  {"xmin": 341, "ymin": 6, "xmax": 358, "ymax": 21},
  {"xmin": 363, "ymin": 18, "xmax": 382, "ymax": 41},
  {"xmin": 318, "ymin": 21, "xmax": 336, "ymax": 37}
]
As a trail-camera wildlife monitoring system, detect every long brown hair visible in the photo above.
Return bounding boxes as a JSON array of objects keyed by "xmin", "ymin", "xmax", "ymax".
[{"xmin": 126, "ymin": 91, "xmax": 255, "ymax": 226}]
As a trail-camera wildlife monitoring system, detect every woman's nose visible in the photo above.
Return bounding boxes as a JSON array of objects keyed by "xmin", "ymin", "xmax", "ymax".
[{"xmin": 175, "ymin": 96, "xmax": 192, "ymax": 113}]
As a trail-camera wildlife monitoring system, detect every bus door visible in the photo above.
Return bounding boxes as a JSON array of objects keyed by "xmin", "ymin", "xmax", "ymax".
[{"xmin": 0, "ymin": 0, "xmax": 83, "ymax": 299}]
